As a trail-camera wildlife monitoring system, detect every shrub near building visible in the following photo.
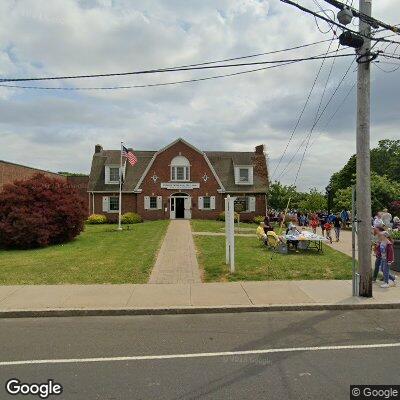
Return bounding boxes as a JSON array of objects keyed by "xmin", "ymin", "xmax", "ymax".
[{"xmin": 0, "ymin": 174, "xmax": 87, "ymax": 249}]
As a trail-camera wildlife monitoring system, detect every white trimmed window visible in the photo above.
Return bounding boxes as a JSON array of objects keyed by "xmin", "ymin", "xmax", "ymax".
[
  {"xmin": 234, "ymin": 166, "xmax": 253, "ymax": 185},
  {"xmin": 149, "ymin": 196, "xmax": 157, "ymax": 209},
  {"xmin": 102, "ymin": 196, "xmax": 119, "ymax": 213},
  {"xmin": 170, "ymin": 156, "xmax": 190, "ymax": 181},
  {"xmin": 198, "ymin": 196, "xmax": 216, "ymax": 210},
  {"xmin": 105, "ymin": 165, "xmax": 120, "ymax": 184},
  {"xmin": 144, "ymin": 196, "xmax": 162, "ymax": 210}
]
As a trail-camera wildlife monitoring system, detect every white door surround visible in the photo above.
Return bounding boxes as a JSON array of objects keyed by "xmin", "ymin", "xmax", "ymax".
[{"xmin": 169, "ymin": 193, "xmax": 191, "ymax": 220}]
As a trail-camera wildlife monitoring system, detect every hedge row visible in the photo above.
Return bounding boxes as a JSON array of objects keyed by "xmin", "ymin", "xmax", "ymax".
[{"xmin": 86, "ymin": 212, "xmax": 143, "ymax": 225}]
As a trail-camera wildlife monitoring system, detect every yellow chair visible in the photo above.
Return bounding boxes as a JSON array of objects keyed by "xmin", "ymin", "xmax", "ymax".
[{"xmin": 266, "ymin": 231, "xmax": 279, "ymax": 250}]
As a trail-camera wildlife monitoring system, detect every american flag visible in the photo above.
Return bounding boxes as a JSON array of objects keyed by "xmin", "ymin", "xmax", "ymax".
[{"xmin": 122, "ymin": 145, "xmax": 137, "ymax": 166}]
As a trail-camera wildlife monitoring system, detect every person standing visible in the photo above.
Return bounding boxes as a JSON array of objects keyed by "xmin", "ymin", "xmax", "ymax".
[
  {"xmin": 319, "ymin": 212, "xmax": 327, "ymax": 237},
  {"xmin": 310, "ymin": 215, "xmax": 319, "ymax": 234},
  {"xmin": 324, "ymin": 220, "xmax": 333, "ymax": 244},
  {"xmin": 334, "ymin": 214, "xmax": 342, "ymax": 242},
  {"xmin": 381, "ymin": 208, "xmax": 392, "ymax": 229},
  {"xmin": 376, "ymin": 231, "xmax": 396, "ymax": 288}
]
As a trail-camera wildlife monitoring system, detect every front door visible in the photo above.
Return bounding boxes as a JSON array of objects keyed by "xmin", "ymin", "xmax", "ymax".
[{"xmin": 175, "ymin": 197, "xmax": 185, "ymax": 219}]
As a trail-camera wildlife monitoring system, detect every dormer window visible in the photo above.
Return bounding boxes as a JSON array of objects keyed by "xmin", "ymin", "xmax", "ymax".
[
  {"xmin": 170, "ymin": 156, "xmax": 190, "ymax": 182},
  {"xmin": 234, "ymin": 166, "xmax": 253, "ymax": 185},
  {"xmin": 105, "ymin": 165, "xmax": 120, "ymax": 184}
]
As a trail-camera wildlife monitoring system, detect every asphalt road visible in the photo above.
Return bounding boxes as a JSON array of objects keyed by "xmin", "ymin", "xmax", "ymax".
[{"xmin": 1, "ymin": 310, "xmax": 400, "ymax": 400}]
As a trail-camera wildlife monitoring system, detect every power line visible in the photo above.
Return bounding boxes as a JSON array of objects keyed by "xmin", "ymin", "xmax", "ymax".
[
  {"xmin": 275, "ymin": 56, "xmax": 355, "ymax": 181},
  {"xmin": 0, "ymin": 41, "xmax": 341, "ymax": 84},
  {"xmin": 0, "ymin": 52, "xmax": 354, "ymax": 91},
  {"xmin": 308, "ymin": 81, "xmax": 356, "ymax": 149},
  {"xmin": 271, "ymin": 37, "xmax": 336, "ymax": 179},
  {"xmin": 292, "ymin": 42, "xmax": 341, "ymax": 186},
  {"xmin": 280, "ymin": 0, "xmax": 400, "ymax": 44}
]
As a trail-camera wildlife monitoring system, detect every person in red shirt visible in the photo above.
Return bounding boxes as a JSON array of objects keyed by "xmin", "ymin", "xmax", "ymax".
[
  {"xmin": 324, "ymin": 221, "xmax": 333, "ymax": 243},
  {"xmin": 310, "ymin": 216, "xmax": 319, "ymax": 234}
]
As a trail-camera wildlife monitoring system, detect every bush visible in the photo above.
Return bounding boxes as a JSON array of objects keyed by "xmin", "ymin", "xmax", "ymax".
[
  {"xmin": 0, "ymin": 173, "xmax": 86, "ymax": 249},
  {"xmin": 121, "ymin": 212, "xmax": 143, "ymax": 224},
  {"xmin": 87, "ymin": 214, "xmax": 107, "ymax": 224},
  {"xmin": 391, "ymin": 230, "xmax": 400, "ymax": 241},
  {"xmin": 217, "ymin": 211, "xmax": 239, "ymax": 222},
  {"xmin": 253, "ymin": 215, "xmax": 265, "ymax": 224}
]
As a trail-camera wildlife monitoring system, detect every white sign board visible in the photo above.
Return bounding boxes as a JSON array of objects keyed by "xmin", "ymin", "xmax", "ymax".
[
  {"xmin": 225, "ymin": 195, "xmax": 236, "ymax": 273},
  {"xmin": 160, "ymin": 182, "xmax": 200, "ymax": 190}
]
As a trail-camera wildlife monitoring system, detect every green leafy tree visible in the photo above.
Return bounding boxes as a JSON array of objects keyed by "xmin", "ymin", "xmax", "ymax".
[
  {"xmin": 298, "ymin": 188, "xmax": 327, "ymax": 212},
  {"xmin": 267, "ymin": 181, "xmax": 299, "ymax": 211},
  {"xmin": 333, "ymin": 173, "xmax": 400, "ymax": 214},
  {"xmin": 330, "ymin": 139, "xmax": 400, "ymax": 193}
]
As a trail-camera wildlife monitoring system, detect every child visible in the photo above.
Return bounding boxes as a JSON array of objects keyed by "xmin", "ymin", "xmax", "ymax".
[
  {"xmin": 376, "ymin": 231, "xmax": 396, "ymax": 288},
  {"xmin": 324, "ymin": 221, "xmax": 333, "ymax": 244},
  {"xmin": 310, "ymin": 216, "xmax": 319, "ymax": 234}
]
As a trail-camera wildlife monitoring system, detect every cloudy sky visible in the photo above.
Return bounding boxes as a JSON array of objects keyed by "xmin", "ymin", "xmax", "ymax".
[{"xmin": 0, "ymin": 0, "xmax": 399, "ymax": 190}]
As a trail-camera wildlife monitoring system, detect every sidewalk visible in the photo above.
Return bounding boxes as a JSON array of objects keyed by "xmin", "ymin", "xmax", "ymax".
[
  {"xmin": 148, "ymin": 220, "xmax": 201, "ymax": 284},
  {"xmin": 1, "ymin": 280, "xmax": 399, "ymax": 317}
]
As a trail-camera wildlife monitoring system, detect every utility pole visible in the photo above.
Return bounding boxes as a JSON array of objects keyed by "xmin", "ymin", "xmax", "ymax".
[{"xmin": 356, "ymin": 0, "xmax": 372, "ymax": 297}]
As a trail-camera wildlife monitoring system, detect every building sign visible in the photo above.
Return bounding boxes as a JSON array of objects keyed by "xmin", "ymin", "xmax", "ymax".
[
  {"xmin": 234, "ymin": 197, "xmax": 247, "ymax": 213},
  {"xmin": 161, "ymin": 182, "xmax": 200, "ymax": 190}
]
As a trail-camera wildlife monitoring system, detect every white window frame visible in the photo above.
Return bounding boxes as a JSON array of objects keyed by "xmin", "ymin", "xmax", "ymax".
[
  {"xmin": 105, "ymin": 165, "xmax": 120, "ymax": 184},
  {"xmin": 144, "ymin": 196, "xmax": 162, "ymax": 210},
  {"xmin": 102, "ymin": 196, "xmax": 120, "ymax": 213},
  {"xmin": 234, "ymin": 166, "xmax": 253, "ymax": 185},
  {"xmin": 170, "ymin": 156, "xmax": 190, "ymax": 182},
  {"xmin": 203, "ymin": 196, "xmax": 211, "ymax": 210},
  {"xmin": 198, "ymin": 196, "xmax": 216, "ymax": 210},
  {"xmin": 149, "ymin": 196, "xmax": 158, "ymax": 209}
]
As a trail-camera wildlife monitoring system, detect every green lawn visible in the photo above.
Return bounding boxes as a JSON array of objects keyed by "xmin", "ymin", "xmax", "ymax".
[
  {"xmin": 0, "ymin": 221, "xmax": 169, "ymax": 285},
  {"xmin": 191, "ymin": 219, "xmax": 257, "ymax": 234},
  {"xmin": 194, "ymin": 235, "xmax": 353, "ymax": 282}
]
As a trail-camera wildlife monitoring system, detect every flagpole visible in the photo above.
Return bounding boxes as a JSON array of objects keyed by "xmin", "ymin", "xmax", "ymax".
[{"xmin": 118, "ymin": 140, "xmax": 123, "ymax": 231}]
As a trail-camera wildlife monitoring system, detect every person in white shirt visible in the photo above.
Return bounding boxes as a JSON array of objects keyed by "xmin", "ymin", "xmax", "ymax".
[{"xmin": 381, "ymin": 208, "xmax": 392, "ymax": 228}]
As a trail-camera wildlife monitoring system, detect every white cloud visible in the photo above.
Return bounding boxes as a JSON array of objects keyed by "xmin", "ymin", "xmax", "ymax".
[{"xmin": 0, "ymin": 0, "xmax": 399, "ymax": 189}]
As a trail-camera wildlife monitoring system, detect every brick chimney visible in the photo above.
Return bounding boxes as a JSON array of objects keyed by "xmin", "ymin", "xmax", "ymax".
[
  {"xmin": 255, "ymin": 144, "xmax": 264, "ymax": 155},
  {"xmin": 95, "ymin": 144, "xmax": 103, "ymax": 154},
  {"xmin": 253, "ymin": 144, "xmax": 269, "ymax": 184}
]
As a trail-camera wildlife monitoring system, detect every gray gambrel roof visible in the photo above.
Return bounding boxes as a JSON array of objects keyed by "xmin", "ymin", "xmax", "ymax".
[{"xmin": 88, "ymin": 139, "xmax": 268, "ymax": 193}]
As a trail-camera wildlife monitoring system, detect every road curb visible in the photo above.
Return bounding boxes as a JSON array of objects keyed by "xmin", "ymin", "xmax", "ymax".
[{"xmin": 1, "ymin": 302, "xmax": 400, "ymax": 318}]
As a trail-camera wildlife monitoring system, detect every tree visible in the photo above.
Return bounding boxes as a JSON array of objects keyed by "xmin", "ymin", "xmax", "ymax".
[
  {"xmin": 298, "ymin": 188, "xmax": 327, "ymax": 212},
  {"xmin": 330, "ymin": 139, "xmax": 400, "ymax": 193},
  {"xmin": 267, "ymin": 181, "xmax": 299, "ymax": 211},
  {"xmin": 333, "ymin": 173, "xmax": 400, "ymax": 214},
  {"xmin": 0, "ymin": 174, "xmax": 86, "ymax": 249}
]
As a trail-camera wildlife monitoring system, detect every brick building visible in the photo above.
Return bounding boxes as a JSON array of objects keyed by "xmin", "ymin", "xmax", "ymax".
[
  {"xmin": 0, "ymin": 160, "xmax": 89, "ymax": 213},
  {"xmin": 88, "ymin": 138, "xmax": 269, "ymax": 221}
]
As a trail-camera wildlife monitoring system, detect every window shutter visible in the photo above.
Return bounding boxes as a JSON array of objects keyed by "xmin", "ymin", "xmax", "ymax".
[
  {"xmin": 249, "ymin": 167, "xmax": 254, "ymax": 184},
  {"xmin": 198, "ymin": 196, "xmax": 203, "ymax": 210},
  {"xmin": 234, "ymin": 167, "xmax": 239, "ymax": 184},
  {"xmin": 249, "ymin": 196, "xmax": 256, "ymax": 212},
  {"xmin": 105, "ymin": 166, "xmax": 110, "ymax": 184},
  {"xmin": 144, "ymin": 196, "xmax": 150, "ymax": 210},
  {"xmin": 210, "ymin": 196, "xmax": 216, "ymax": 210},
  {"xmin": 102, "ymin": 196, "xmax": 109, "ymax": 212},
  {"xmin": 157, "ymin": 196, "xmax": 162, "ymax": 210}
]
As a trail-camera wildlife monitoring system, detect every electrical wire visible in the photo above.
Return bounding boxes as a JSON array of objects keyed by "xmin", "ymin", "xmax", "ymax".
[
  {"xmin": 292, "ymin": 43, "xmax": 341, "ymax": 186},
  {"xmin": 0, "ymin": 52, "xmax": 353, "ymax": 91},
  {"xmin": 275, "ymin": 56, "xmax": 356, "ymax": 181},
  {"xmin": 271, "ymin": 37, "xmax": 336, "ymax": 179},
  {"xmin": 0, "ymin": 40, "xmax": 340, "ymax": 84},
  {"xmin": 308, "ymin": 81, "xmax": 356, "ymax": 150},
  {"xmin": 280, "ymin": 0, "xmax": 400, "ymax": 44}
]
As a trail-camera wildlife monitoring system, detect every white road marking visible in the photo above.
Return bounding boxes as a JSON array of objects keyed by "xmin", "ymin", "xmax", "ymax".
[{"xmin": 1, "ymin": 343, "xmax": 400, "ymax": 367}]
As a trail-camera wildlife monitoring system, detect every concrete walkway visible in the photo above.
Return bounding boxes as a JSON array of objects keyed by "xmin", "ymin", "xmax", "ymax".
[
  {"xmin": 149, "ymin": 220, "xmax": 201, "ymax": 284},
  {"xmin": 0, "ymin": 280, "xmax": 399, "ymax": 317}
]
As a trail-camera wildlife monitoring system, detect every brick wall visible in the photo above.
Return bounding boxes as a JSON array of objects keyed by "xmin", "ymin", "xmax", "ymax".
[
  {"xmin": 91, "ymin": 193, "xmax": 137, "ymax": 222},
  {"xmin": 0, "ymin": 160, "xmax": 89, "ymax": 216},
  {"xmin": 0, "ymin": 160, "xmax": 66, "ymax": 191}
]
